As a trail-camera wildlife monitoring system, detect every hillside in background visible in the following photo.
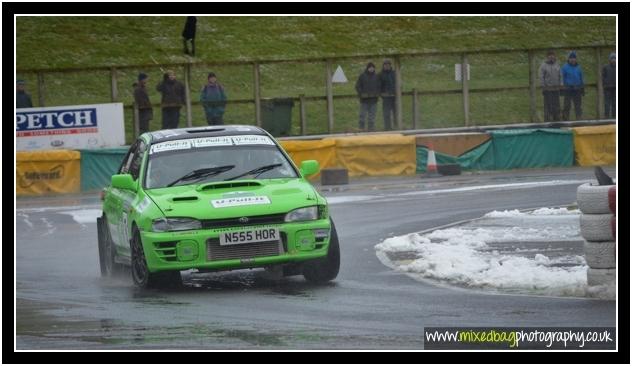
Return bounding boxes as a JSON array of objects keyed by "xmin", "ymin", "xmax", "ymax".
[{"xmin": 16, "ymin": 16, "xmax": 616, "ymax": 142}]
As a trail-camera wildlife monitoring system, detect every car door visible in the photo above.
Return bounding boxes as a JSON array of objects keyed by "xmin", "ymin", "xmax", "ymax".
[
  {"xmin": 116, "ymin": 140, "xmax": 146, "ymax": 259},
  {"xmin": 107, "ymin": 140, "xmax": 141, "ymax": 254}
]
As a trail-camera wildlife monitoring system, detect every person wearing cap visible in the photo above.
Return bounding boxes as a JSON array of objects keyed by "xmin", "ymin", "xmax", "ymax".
[
  {"xmin": 602, "ymin": 52, "xmax": 616, "ymax": 119},
  {"xmin": 156, "ymin": 70, "xmax": 186, "ymax": 129},
  {"xmin": 379, "ymin": 59, "xmax": 396, "ymax": 130},
  {"xmin": 16, "ymin": 79, "xmax": 33, "ymax": 109},
  {"xmin": 133, "ymin": 73, "xmax": 153, "ymax": 134},
  {"xmin": 539, "ymin": 50, "xmax": 561, "ymax": 121},
  {"xmin": 561, "ymin": 51, "xmax": 585, "ymax": 120},
  {"xmin": 355, "ymin": 62, "xmax": 381, "ymax": 131},
  {"xmin": 200, "ymin": 72, "xmax": 227, "ymax": 125}
]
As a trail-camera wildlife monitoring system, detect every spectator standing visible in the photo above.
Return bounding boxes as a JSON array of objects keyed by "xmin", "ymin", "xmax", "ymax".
[
  {"xmin": 602, "ymin": 52, "xmax": 616, "ymax": 119},
  {"xmin": 182, "ymin": 16, "xmax": 197, "ymax": 56},
  {"xmin": 379, "ymin": 59, "xmax": 396, "ymax": 130},
  {"xmin": 355, "ymin": 62, "xmax": 381, "ymax": 131},
  {"xmin": 200, "ymin": 72, "xmax": 227, "ymax": 125},
  {"xmin": 156, "ymin": 70, "xmax": 186, "ymax": 129},
  {"xmin": 16, "ymin": 79, "xmax": 33, "ymax": 109},
  {"xmin": 133, "ymin": 73, "xmax": 153, "ymax": 134},
  {"xmin": 561, "ymin": 51, "xmax": 584, "ymax": 120},
  {"xmin": 538, "ymin": 50, "xmax": 561, "ymax": 121}
]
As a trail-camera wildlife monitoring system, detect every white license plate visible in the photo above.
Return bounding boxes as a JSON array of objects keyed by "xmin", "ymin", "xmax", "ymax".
[{"xmin": 219, "ymin": 228, "xmax": 280, "ymax": 246}]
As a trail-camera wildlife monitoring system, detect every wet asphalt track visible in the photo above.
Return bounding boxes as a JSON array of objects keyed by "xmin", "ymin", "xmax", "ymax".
[{"xmin": 15, "ymin": 167, "xmax": 616, "ymax": 349}]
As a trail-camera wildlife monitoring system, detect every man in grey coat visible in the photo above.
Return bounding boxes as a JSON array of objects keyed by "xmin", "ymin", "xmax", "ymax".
[
  {"xmin": 539, "ymin": 49, "xmax": 562, "ymax": 121},
  {"xmin": 602, "ymin": 52, "xmax": 616, "ymax": 119},
  {"xmin": 379, "ymin": 59, "xmax": 396, "ymax": 131},
  {"xmin": 355, "ymin": 62, "xmax": 381, "ymax": 131},
  {"xmin": 134, "ymin": 73, "xmax": 153, "ymax": 134}
]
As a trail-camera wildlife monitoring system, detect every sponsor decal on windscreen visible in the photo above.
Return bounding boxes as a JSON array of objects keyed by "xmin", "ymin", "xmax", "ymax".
[{"xmin": 150, "ymin": 135, "xmax": 274, "ymax": 154}]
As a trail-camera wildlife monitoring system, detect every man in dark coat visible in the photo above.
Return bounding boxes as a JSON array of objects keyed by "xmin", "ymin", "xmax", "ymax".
[
  {"xmin": 602, "ymin": 52, "xmax": 616, "ymax": 119},
  {"xmin": 16, "ymin": 79, "xmax": 33, "ymax": 109},
  {"xmin": 379, "ymin": 59, "xmax": 396, "ymax": 130},
  {"xmin": 156, "ymin": 70, "xmax": 186, "ymax": 129},
  {"xmin": 182, "ymin": 16, "xmax": 197, "ymax": 56},
  {"xmin": 355, "ymin": 62, "xmax": 381, "ymax": 131},
  {"xmin": 134, "ymin": 73, "xmax": 153, "ymax": 134}
]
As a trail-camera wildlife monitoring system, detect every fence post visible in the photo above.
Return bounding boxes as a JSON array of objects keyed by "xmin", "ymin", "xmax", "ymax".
[
  {"xmin": 133, "ymin": 103, "xmax": 140, "ymax": 138},
  {"xmin": 394, "ymin": 56, "xmax": 403, "ymax": 130},
  {"xmin": 412, "ymin": 88, "xmax": 419, "ymax": 129},
  {"xmin": 110, "ymin": 67, "xmax": 119, "ymax": 102},
  {"xmin": 595, "ymin": 47, "xmax": 604, "ymax": 119},
  {"xmin": 253, "ymin": 62, "xmax": 262, "ymax": 126},
  {"xmin": 299, "ymin": 94, "xmax": 307, "ymax": 136},
  {"xmin": 325, "ymin": 60, "xmax": 334, "ymax": 133},
  {"xmin": 528, "ymin": 51, "xmax": 537, "ymax": 123},
  {"xmin": 461, "ymin": 53, "xmax": 470, "ymax": 126},
  {"xmin": 184, "ymin": 64, "xmax": 193, "ymax": 127},
  {"xmin": 37, "ymin": 72, "xmax": 45, "ymax": 107}
]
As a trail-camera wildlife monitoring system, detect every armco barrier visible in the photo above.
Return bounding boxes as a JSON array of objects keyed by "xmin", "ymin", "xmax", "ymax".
[
  {"xmin": 16, "ymin": 150, "xmax": 81, "ymax": 196},
  {"xmin": 571, "ymin": 125, "xmax": 616, "ymax": 166},
  {"xmin": 80, "ymin": 148, "xmax": 129, "ymax": 191},
  {"xmin": 332, "ymin": 134, "xmax": 416, "ymax": 177},
  {"xmin": 279, "ymin": 139, "xmax": 337, "ymax": 179}
]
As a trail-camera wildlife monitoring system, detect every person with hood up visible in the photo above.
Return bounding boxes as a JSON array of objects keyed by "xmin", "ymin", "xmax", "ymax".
[
  {"xmin": 200, "ymin": 72, "xmax": 227, "ymax": 125},
  {"xmin": 134, "ymin": 73, "xmax": 153, "ymax": 134},
  {"xmin": 538, "ymin": 50, "xmax": 561, "ymax": 121},
  {"xmin": 602, "ymin": 52, "xmax": 616, "ymax": 119},
  {"xmin": 156, "ymin": 70, "xmax": 186, "ymax": 129},
  {"xmin": 355, "ymin": 62, "xmax": 381, "ymax": 131},
  {"xmin": 379, "ymin": 59, "xmax": 396, "ymax": 130},
  {"xmin": 561, "ymin": 51, "xmax": 584, "ymax": 120}
]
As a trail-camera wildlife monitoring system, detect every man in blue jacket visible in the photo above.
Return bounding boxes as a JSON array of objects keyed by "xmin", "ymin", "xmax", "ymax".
[
  {"xmin": 200, "ymin": 72, "xmax": 227, "ymax": 125},
  {"xmin": 561, "ymin": 51, "xmax": 584, "ymax": 120}
]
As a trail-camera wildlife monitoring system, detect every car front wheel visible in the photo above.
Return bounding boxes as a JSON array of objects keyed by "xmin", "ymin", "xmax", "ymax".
[
  {"xmin": 303, "ymin": 219, "xmax": 340, "ymax": 283},
  {"xmin": 131, "ymin": 228, "xmax": 181, "ymax": 288}
]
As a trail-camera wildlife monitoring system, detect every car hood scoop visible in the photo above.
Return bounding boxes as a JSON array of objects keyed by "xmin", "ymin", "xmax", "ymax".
[{"xmin": 198, "ymin": 181, "xmax": 262, "ymax": 191}]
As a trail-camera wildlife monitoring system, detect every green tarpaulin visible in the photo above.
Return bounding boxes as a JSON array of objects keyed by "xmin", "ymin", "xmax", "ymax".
[
  {"xmin": 80, "ymin": 148, "xmax": 129, "ymax": 191},
  {"xmin": 416, "ymin": 129, "xmax": 574, "ymax": 172}
]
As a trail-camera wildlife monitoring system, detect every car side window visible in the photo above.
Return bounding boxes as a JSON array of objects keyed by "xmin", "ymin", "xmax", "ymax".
[
  {"xmin": 119, "ymin": 141, "xmax": 141, "ymax": 176},
  {"xmin": 128, "ymin": 141, "xmax": 145, "ymax": 181}
]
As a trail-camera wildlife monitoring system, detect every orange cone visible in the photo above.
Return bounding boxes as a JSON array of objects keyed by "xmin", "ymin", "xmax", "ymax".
[{"xmin": 425, "ymin": 142, "xmax": 441, "ymax": 177}]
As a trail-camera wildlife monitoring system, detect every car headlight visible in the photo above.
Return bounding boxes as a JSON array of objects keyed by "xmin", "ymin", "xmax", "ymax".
[
  {"xmin": 152, "ymin": 217, "xmax": 202, "ymax": 232},
  {"xmin": 285, "ymin": 206, "xmax": 318, "ymax": 222}
]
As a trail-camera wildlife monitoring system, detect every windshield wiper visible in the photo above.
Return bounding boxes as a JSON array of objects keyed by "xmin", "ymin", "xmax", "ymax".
[
  {"xmin": 225, "ymin": 164, "xmax": 283, "ymax": 181},
  {"xmin": 166, "ymin": 165, "xmax": 235, "ymax": 187}
]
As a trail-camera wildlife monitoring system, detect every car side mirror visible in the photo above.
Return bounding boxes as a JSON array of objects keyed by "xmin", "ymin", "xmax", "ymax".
[
  {"xmin": 111, "ymin": 174, "xmax": 137, "ymax": 191},
  {"xmin": 299, "ymin": 160, "xmax": 319, "ymax": 177}
]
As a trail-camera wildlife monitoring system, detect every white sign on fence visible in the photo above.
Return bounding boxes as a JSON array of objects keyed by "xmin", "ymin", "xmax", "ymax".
[
  {"xmin": 332, "ymin": 65, "xmax": 348, "ymax": 83},
  {"xmin": 455, "ymin": 63, "xmax": 471, "ymax": 81},
  {"xmin": 16, "ymin": 103, "xmax": 126, "ymax": 151}
]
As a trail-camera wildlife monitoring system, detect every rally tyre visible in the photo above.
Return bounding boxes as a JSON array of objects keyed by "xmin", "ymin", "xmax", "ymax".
[
  {"xmin": 131, "ymin": 229, "xmax": 182, "ymax": 288},
  {"xmin": 580, "ymin": 213, "xmax": 614, "ymax": 242},
  {"xmin": 584, "ymin": 241, "xmax": 616, "ymax": 269},
  {"xmin": 303, "ymin": 219, "xmax": 340, "ymax": 284},
  {"xmin": 587, "ymin": 268, "xmax": 616, "ymax": 287},
  {"xmin": 576, "ymin": 183, "xmax": 615, "ymax": 214},
  {"xmin": 98, "ymin": 216, "xmax": 120, "ymax": 277}
]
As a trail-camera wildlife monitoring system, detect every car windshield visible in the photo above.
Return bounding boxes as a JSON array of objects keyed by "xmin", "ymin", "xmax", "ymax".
[{"xmin": 144, "ymin": 141, "xmax": 297, "ymax": 189}]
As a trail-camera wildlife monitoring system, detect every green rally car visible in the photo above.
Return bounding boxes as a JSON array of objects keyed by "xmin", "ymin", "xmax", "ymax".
[{"xmin": 97, "ymin": 125, "xmax": 340, "ymax": 288}]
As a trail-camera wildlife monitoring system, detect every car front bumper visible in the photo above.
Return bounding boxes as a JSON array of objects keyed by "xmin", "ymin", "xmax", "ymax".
[{"xmin": 140, "ymin": 219, "xmax": 331, "ymax": 272}]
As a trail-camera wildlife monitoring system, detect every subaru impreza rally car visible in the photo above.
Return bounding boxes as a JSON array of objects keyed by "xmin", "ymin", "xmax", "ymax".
[{"xmin": 97, "ymin": 125, "xmax": 339, "ymax": 288}]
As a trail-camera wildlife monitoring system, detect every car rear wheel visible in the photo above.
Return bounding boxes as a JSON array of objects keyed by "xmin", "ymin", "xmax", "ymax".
[
  {"xmin": 131, "ymin": 229, "xmax": 181, "ymax": 288},
  {"xmin": 303, "ymin": 219, "xmax": 340, "ymax": 284},
  {"xmin": 98, "ymin": 216, "xmax": 121, "ymax": 277}
]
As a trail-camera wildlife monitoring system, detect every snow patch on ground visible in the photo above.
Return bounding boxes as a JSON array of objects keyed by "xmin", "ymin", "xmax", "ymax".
[
  {"xmin": 375, "ymin": 207, "xmax": 587, "ymax": 297},
  {"xmin": 59, "ymin": 209, "xmax": 102, "ymax": 225}
]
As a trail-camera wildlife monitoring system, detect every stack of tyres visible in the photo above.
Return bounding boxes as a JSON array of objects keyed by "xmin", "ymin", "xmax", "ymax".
[{"xmin": 577, "ymin": 182, "xmax": 616, "ymax": 299}]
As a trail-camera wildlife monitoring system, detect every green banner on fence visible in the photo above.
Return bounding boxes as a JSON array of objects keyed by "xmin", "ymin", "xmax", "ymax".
[{"xmin": 80, "ymin": 148, "xmax": 129, "ymax": 191}]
